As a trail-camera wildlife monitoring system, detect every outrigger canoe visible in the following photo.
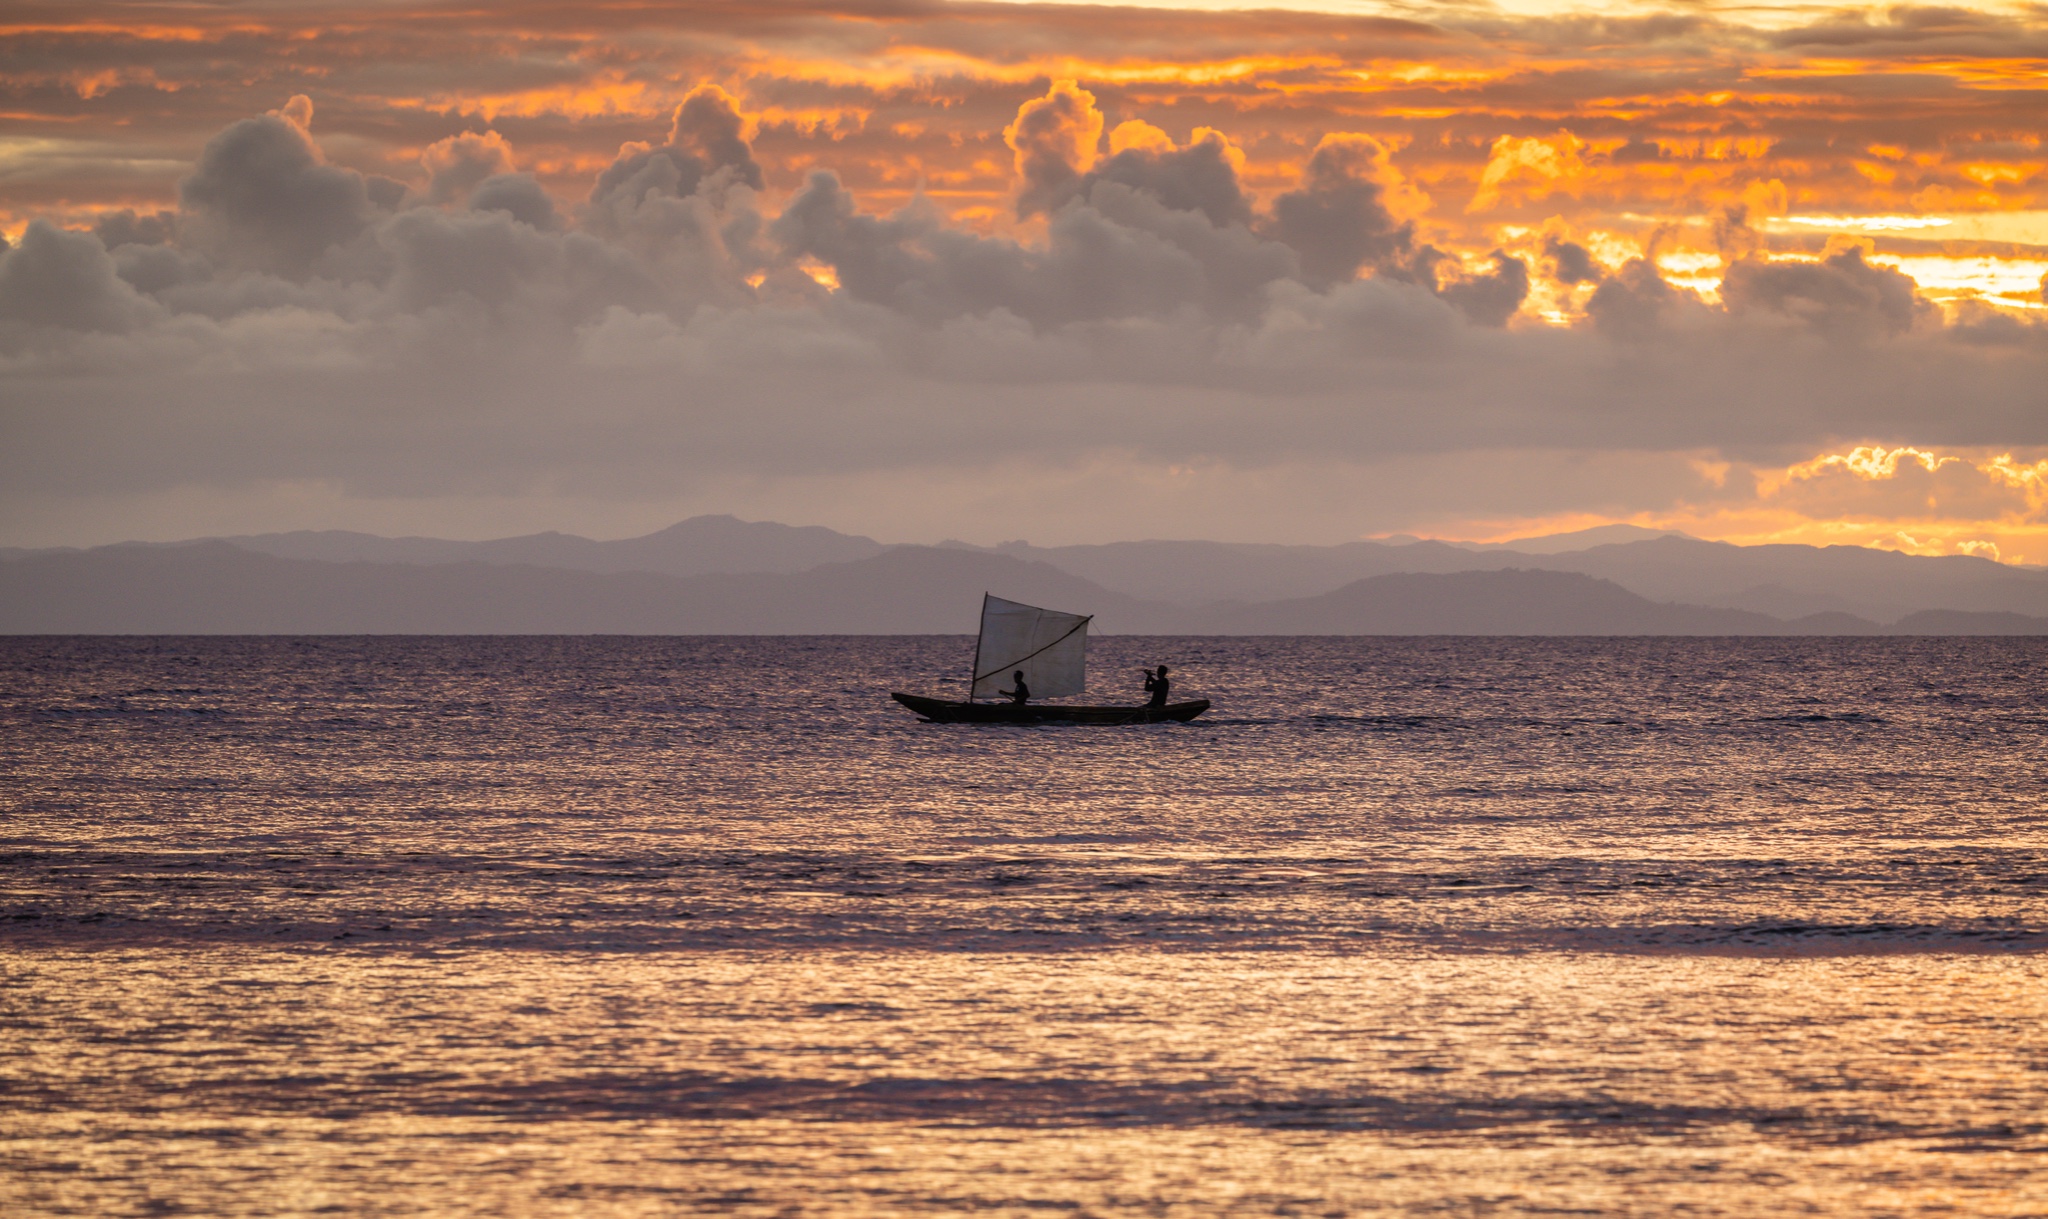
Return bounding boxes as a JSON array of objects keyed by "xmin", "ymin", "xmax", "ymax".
[
  {"xmin": 891, "ymin": 592, "xmax": 1212, "ymax": 725},
  {"xmin": 891, "ymin": 692, "xmax": 1210, "ymax": 724}
]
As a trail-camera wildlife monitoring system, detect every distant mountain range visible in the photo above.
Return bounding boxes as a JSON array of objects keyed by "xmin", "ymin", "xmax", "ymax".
[
  {"xmin": 16, "ymin": 516, "xmax": 893, "ymax": 577},
  {"xmin": 4, "ymin": 518, "xmax": 2047, "ymax": 634},
  {"xmin": 954, "ymin": 533, "xmax": 2048, "ymax": 619}
]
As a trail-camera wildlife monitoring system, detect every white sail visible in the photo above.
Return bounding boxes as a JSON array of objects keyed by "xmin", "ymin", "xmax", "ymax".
[{"xmin": 970, "ymin": 594, "xmax": 1090, "ymax": 700}]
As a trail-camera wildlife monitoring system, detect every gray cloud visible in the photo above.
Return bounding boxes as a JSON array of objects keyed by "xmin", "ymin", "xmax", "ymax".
[
  {"xmin": 468, "ymin": 175, "xmax": 560, "ymax": 231},
  {"xmin": 665, "ymin": 86, "xmax": 764, "ymax": 192},
  {"xmin": 92, "ymin": 209, "xmax": 177, "ymax": 251},
  {"xmin": 0, "ymin": 220, "xmax": 161, "ymax": 333},
  {"xmin": 587, "ymin": 86, "xmax": 764, "ymax": 234},
  {"xmin": 1069, "ymin": 132, "xmax": 1255, "ymax": 230},
  {"xmin": 577, "ymin": 88, "xmax": 771, "ymax": 300},
  {"xmin": 1436, "ymin": 252, "xmax": 1530, "ymax": 328},
  {"xmin": 1721, "ymin": 246, "xmax": 1930, "ymax": 340},
  {"xmin": 376, "ymin": 208, "xmax": 661, "ymax": 335},
  {"xmin": 1007, "ymin": 80, "xmax": 1102, "ymax": 218},
  {"xmin": 1543, "ymin": 234, "xmax": 1604, "ymax": 285},
  {"xmin": 1584, "ymin": 259, "xmax": 1699, "ymax": 340},
  {"xmin": 1, "ymin": 93, "xmax": 2043, "ymax": 548},
  {"xmin": 424, "ymin": 131, "xmax": 515, "ymax": 206},
  {"xmin": 1262, "ymin": 135, "xmax": 1419, "ymax": 291},
  {"xmin": 177, "ymin": 99, "xmax": 384, "ymax": 278},
  {"xmin": 773, "ymin": 168, "xmax": 1296, "ymax": 327}
]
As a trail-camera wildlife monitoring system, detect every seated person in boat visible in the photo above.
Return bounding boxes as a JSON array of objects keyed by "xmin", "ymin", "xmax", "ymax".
[
  {"xmin": 1000, "ymin": 671, "xmax": 1030, "ymax": 704},
  {"xmin": 1143, "ymin": 665, "xmax": 1170, "ymax": 707}
]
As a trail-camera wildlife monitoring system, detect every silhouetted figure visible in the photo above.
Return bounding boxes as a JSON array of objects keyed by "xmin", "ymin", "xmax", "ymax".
[
  {"xmin": 1143, "ymin": 665, "xmax": 1170, "ymax": 707},
  {"xmin": 1000, "ymin": 671, "xmax": 1030, "ymax": 704}
]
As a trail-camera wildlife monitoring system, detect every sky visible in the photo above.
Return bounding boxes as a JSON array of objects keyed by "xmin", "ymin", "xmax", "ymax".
[{"xmin": 1, "ymin": 0, "xmax": 2045, "ymax": 559}]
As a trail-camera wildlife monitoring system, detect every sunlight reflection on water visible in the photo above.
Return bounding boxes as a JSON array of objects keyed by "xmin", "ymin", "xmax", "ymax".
[{"xmin": 2, "ymin": 637, "xmax": 2044, "ymax": 1215}]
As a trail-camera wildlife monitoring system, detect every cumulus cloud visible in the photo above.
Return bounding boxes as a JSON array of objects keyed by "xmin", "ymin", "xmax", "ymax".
[
  {"xmin": 377, "ymin": 207, "xmax": 659, "ymax": 335},
  {"xmin": 92, "ymin": 209, "xmax": 177, "ymax": 250},
  {"xmin": 1073, "ymin": 128, "xmax": 1254, "ymax": 230},
  {"xmin": 1585, "ymin": 258, "xmax": 1700, "ymax": 339},
  {"xmin": 469, "ymin": 175, "xmax": 560, "ymax": 231},
  {"xmin": 1437, "ymin": 252, "xmax": 1530, "ymax": 328},
  {"xmin": 1721, "ymin": 245, "xmax": 1930, "ymax": 339},
  {"xmin": 587, "ymin": 86, "xmax": 762, "ymax": 221},
  {"xmin": 0, "ymin": 220, "xmax": 161, "ymax": 333},
  {"xmin": 1, "ymin": 89, "xmax": 2042, "ymax": 550},
  {"xmin": 575, "ymin": 86, "xmax": 770, "ymax": 296},
  {"xmin": 1763, "ymin": 446, "xmax": 2048, "ymax": 523},
  {"xmin": 1263, "ymin": 134, "xmax": 1424, "ymax": 291},
  {"xmin": 771, "ymin": 165, "xmax": 1293, "ymax": 327},
  {"xmin": 177, "ymin": 96, "xmax": 389, "ymax": 277},
  {"xmin": 770, "ymin": 171, "xmax": 964, "ymax": 317},
  {"xmin": 667, "ymin": 86, "xmax": 763, "ymax": 188},
  {"xmin": 424, "ymin": 131, "xmax": 515, "ymax": 205},
  {"xmin": 1470, "ymin": 131, "xmax": 1589, "ymax": 212},
  {"xmin": 1543, "ymin": 233, "xmax": 1604, "ymax": 285},
  {"xmin": 1006, "ymin": 79, "xmax": 1105, "ymax": 217}
]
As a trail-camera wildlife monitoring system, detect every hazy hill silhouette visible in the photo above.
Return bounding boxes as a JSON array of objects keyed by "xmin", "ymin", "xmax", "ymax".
[
  {"xmin": 963, "ymin": 538, "xmax": 1471, "ymax": 603},
  {"xmin": 9, "ymin": 543, "xmax": 2047, "ymax": 634},
  {"xmin": 0, "ymin": 543, "xmax": 1174, "ymax": 634},
  {"xmin": 957, "ymin": 535, "xmax": 2048, "ymax": 619},
  {"xmin": 1212, "ymin": 569, "xmax": 1843, "ymax": 635},
  {"xmin": 17, "ymin": 518, "xmax": 2047, "ymax": 624},
  {"xmin": 1529, "ymin": 536, "xmax": 2048, "ymax": 620},
  {"xmin": 7, "ymin": 518, "xmax": 2048, "ymax": 634},
  {"xmin": 208, "ymin": 515, "xmax": 888, "ymax": 576}
]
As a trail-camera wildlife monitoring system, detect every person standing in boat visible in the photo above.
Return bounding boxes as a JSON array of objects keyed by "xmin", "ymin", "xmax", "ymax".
[
  {"xmin": 1142, "ymin": 665, "xmax": 1170, "ymax": 707},
  {"xmin": 1000, "ymin": 671, "xmax": 1030, "ymax": 704}
]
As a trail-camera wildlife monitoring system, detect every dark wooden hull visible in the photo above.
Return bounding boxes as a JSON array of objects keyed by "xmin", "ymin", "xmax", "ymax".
[{"xmin": 891, "ymin": 692, "xmax": 1209, "ymax": 724}]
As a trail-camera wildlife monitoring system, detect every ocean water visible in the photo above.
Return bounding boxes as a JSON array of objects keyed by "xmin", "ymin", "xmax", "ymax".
[{"xmin": 2, "ymin": 635, "xmax": 2045, "ymax": 1217}]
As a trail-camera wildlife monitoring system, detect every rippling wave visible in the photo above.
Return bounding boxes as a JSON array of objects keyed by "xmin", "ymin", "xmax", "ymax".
[{"xmin": 3, "ymin": 637, "xmax": 2044, "ymax": 1216}]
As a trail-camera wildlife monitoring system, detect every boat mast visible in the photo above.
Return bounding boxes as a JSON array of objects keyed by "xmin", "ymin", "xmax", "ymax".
[{"xmin": 967, "ymin": 591, "xmax": 990, "ymax": 702}]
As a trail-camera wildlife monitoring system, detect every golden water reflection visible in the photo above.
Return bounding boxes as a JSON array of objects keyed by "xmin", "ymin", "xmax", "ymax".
[{"xmin": 5, "ymin": 948, "xmax": 2044, "ymax": 1216}]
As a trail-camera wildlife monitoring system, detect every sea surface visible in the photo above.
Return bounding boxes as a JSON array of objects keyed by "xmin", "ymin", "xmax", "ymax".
[{"xmin": 2, "ymin": 635, "xmax": 2045, "ymax": 1217}]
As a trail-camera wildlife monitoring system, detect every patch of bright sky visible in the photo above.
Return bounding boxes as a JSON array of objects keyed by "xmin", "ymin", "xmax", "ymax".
[
  {"xmin": 1767, "ymin": 212, "xmax": 2048, "ymax": 246},
  {"xmin": 1654, "ymin": 249, "xmax": 1728, "ymax": 295},
  {"xmin": 976, "ymin": 0, "xmax": 2036, "ymax": 30},
  {"xmin": 1878, "ymin": 255, "xmax": 2048, "ymax": 303}
]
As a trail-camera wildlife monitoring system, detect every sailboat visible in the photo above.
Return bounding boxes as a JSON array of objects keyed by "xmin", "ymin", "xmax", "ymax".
[{"xmin": 890, "ymin": 594, "xmax": 1211, "ymax": 724}]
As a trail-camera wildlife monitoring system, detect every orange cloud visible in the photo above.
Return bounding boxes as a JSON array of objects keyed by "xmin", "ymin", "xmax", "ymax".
[
  {"xmin": 1681, "ymin": 447, "xmax": 2048, "ymax": 563},
  {"xmin": 5, "ymin": 0, "xmax": 2048, "ymax": 317},
  {"xmin": 1447, "ymin": 445, "xmax": 2048, "ymax": 566},
  {"xmin": 1470, "ymin": 131, "xmax": 1589, "ymax": 212},
  {"xmin": 1005, "ymin": 79, "xmax": 1104, "ymax": 215}
]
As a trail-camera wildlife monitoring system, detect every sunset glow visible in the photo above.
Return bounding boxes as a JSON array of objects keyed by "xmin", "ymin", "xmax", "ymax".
[{"xmin": 0, "ymin": 0, "xmax": 2043, "ymax": 551}]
